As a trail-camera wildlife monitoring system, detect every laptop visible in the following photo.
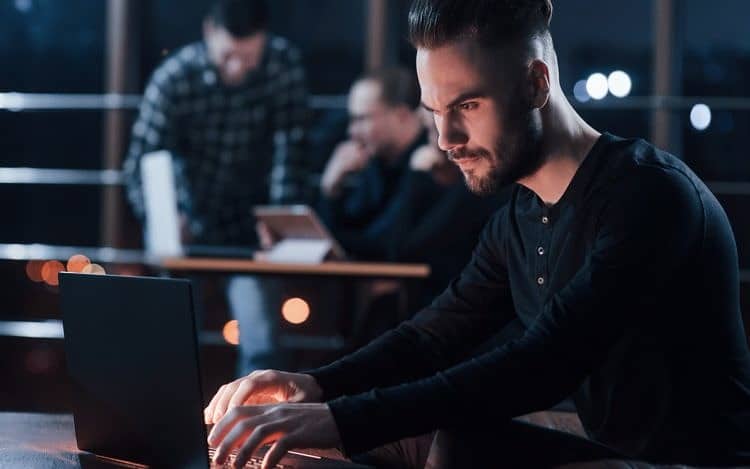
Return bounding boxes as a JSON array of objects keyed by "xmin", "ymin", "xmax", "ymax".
[{"xmin": 59, "ymin": 273, "xmax": 368, "ymax": 468}]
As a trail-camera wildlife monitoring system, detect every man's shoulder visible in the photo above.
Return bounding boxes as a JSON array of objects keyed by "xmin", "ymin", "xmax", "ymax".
[
  {"xmin": 600, "ymin": 134, "xmax": 705, "ymax": 198},
  {"xmin": 265, "ymin": 35, "xmax": 303, "ymax": 66},
  {"xmin": 596, "ymin": 135, "xmax": 710, "ymax": 223},
  {"xmin": 148, "ymin": 42, "xmax": 208, "ymax": 87},
  {"xmin": 267, "ymin": 35, "xmax": 300, "ymax": 54}
]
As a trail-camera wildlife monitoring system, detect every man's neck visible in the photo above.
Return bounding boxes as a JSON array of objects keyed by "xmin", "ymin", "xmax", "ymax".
[{"xmin": 517, "ymin": 96, "xmax": 601, "ymax": 206}]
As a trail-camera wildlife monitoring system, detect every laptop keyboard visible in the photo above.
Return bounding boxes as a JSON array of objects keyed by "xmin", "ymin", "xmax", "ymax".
[{"xmin": 208, "ymin": 447, "xmax": 292, "ymax": 469}]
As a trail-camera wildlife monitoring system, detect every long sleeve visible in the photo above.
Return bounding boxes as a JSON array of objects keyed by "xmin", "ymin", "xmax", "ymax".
[
  {"xmin": 317, "ymin": 171, "xmax": 374, "ymax": 236},
  {"xmin": 122, "ymin": 65, "xmax": 187, "ymax": 221},
  {"xmin": 307, "ymin": 208, "xmax": 516, "ymax": 399},
  {"xmin": 324, "ymin": 165, "xmax": 707, "ymax": 455},
  {"xmin": 267, "ymin": 41, "xmax": 310, "ymax": 204}
]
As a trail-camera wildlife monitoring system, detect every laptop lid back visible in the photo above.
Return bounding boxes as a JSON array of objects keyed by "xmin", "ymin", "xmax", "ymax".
[{"xmin": 59, "ymin": 273, "xmax": 208, "ymax": 468}]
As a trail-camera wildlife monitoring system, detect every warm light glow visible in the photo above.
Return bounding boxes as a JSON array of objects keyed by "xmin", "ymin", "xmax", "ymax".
[
  {"xmin": 41, "ymin": 260, "xmax": 64, "ymax": 286},
  {"xmin": 81, "ymin": 263, "xmax": 106, "ymax": 275},
  {"xmin": 66, "ymin": 254, "xmax": 91, "ymax": 273},
  {"xmin": 281, "ymin": 298, "xmax": 310, "ymax": 325},
  {"xmin": 26, "ymin": 260, "xmax": 45, "ymax": 282},
  {"xmin": 222, "ymin": 320, "xmax": 240, "ymax": 345}
]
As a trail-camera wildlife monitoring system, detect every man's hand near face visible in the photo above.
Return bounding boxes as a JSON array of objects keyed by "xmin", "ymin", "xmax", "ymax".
[
  {"xmin": 320, "ymin": 141, "xmax": 372, "ymax": 198},
  {"xmin": 409, "ymin": 144, "xmax": 445, "ymax": 172}
]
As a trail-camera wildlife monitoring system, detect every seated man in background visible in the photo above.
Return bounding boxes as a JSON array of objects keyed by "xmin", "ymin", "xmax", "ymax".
[
  {"xmin": 204, "ymin": 0, "xmax": 750, "ymax": 468},
  {"xmin": 394, "ymin": 109, "xmax": 508, "ymax": 304},
  {"xmin": 123, "ymin": 0, "xmax": 309, "ymax": 373},
  {"xmin": 319, "ymin": 68, "xmax": 501, "ymax": 306}
]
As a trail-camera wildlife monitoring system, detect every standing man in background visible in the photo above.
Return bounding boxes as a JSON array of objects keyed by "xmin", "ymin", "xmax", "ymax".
[{"xmin": 124, "ymin": 0, "xmax": 309, "ymax": 373}]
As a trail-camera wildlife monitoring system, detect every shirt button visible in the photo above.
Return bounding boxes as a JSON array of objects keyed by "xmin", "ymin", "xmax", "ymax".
[
  {"xmin": 542, "ymin": 216, "xmax": 549, "ymax": 224},
  {"xmin": 537, "ymin": 247, "xmax": 545, "ymax": 256},
  {"xmin": 537, "ymin": 276, "xmax": 545, "ymax": 285}
]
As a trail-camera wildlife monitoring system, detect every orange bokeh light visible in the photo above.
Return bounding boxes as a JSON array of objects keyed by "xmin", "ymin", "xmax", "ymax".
[
  {"xmin": 41, "ymin": 260, "xmax": 65, "ymax": 286},
  {"xmin": 222, "ymin": 320, "xmax": 240, "ymax": 345},
  {"xmin": 66, "ymin": 254, "xmax": 91, "ymax": 273},
  {"xmin": 281, "ymin": 298, "xmax": 310, "ymax": 325},
  {"xmin": 82, "ymin": 263, "xmax": 106, "ymax": 275},
  {"xmin": 26, "ymin": 260, "xmax": 45, "ymax": 282}
]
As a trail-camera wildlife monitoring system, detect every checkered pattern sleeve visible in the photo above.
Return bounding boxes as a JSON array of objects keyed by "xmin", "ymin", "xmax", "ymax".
[
  {"xmin": 122, "ymin": 62, "xmax": 189, "ymax": 221},
  {"xmin": 267, "ymin": 40, "xmax": 311, "ymax": 204}
]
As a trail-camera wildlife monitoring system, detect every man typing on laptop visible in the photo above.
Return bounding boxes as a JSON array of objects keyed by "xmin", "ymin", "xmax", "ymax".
[{"xmin": 204, "ymin": 1, "xmax": 750, "ymax": 468}]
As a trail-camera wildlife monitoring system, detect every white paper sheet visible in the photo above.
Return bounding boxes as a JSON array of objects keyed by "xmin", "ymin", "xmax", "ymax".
[
  {"xmin": 264, "ymin": 239, "xmax": 332, "ymax": 264},
  {"xmin": 141, "ymin": 150, "xmax": 183, "ymax": 258}
]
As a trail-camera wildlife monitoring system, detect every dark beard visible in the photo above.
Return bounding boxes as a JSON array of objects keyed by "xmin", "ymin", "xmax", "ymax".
[{"xmin": 464, "ymin": 108, "xmax": 545, "ymax": 196}]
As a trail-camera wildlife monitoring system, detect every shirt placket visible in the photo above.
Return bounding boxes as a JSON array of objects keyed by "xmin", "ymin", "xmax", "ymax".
[{"xmin": 535, "ymin": 209, "xmax": 552, "ymax": 291}]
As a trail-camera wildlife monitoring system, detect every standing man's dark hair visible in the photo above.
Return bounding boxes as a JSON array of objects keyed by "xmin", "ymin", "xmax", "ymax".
[{"xmin": 207, "ymin": 0, "xmax": 269, "ymax": 38}]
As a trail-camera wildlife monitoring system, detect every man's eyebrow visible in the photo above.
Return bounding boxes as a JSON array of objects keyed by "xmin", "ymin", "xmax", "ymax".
[{"xmin": 421, "ymin": 89, "xmax": 488, "ymax": 113}]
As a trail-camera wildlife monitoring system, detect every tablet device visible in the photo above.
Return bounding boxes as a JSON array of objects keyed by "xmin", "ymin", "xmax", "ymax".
[{"xmin": 252, "ymin": 205, "xmax": 346, "ymax": 260}]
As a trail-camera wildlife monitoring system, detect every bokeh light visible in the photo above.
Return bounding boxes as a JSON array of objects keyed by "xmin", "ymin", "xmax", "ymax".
[
  {"xmin": 26, "ymin": 260, "xmax": 45, "ymax": 282},
  {"xmin": 690, "ymin": 103, "xmax": 712, "ymax": 131},
  {"xmin": 573, "ymin": 79, "xmax": 590, "ymax": 103},
  {"xmin": 607, "ymin": 70, "xmax": 632, "ymax": 98},
  {"xmin": 41, "ymin": 260, "xmax": 64, "ymax": 286},
  {"xmin": 66, "ymin": 254, "xmax": 91, "ymax": 273},
  {"xmin": 81, "ymin": 263, "xmax": 106, "ymax": 275},
  {"xmin": 222, "ymin": 320, "xmax": 240, "ymax": 345},
  {"xmin": 14, "ymin": 0, "xmax": 32, "ymax": 14},
  {"xmin": 586, "ymin": 73, "xmax": 609, "ymax": 100},
  {"xmin": 281, "ymin": 298, "xmax": 310, "ymax": 325}
]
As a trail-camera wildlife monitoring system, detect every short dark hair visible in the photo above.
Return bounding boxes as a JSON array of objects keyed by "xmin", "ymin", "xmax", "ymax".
[
  {"xmin": 359, "ymin": 68, "xmax": 421, "ymax": 110},
  {"xmin": 207, "ymin": 0, "xmax": 269, "ymax": 38},
  {"xmin": 408, "ymin": 0, "xmax": 553, "ymax": 50}
]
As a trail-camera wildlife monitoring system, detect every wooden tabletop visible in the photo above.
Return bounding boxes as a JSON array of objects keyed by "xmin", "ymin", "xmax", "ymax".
[
  {"xmin": 0, "ymin": 412, "xmax": 361, "ymax": 468},
  {"xmin": 160, "ymin": 258, "xmax": 430, "ymax": 278}
]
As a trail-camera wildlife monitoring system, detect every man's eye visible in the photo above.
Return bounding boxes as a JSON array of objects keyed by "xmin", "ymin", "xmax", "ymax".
[{"xmin": 458, "ymin": 102, "xmax": 478, "ymax": 111}]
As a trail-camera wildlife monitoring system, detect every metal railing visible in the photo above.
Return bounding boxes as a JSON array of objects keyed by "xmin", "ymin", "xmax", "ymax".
[
  {"xmin": 0, "ymin": 168, "xmax": 123, "ymax": 185},
  {"xmin": 2, "ymin": 92, "xmax": 750, "ymax": 112},
  {"xmin": 0, "ymin": 243, "xmax": 148, "ymax": 264},
  {"xmin": 0, "ymin": 92, "xmax": 347, "ymax": 111}
]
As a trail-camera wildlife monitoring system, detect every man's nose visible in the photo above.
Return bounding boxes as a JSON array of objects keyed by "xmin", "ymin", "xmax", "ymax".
[{"xmin": 436, "ymin": 115, "xmax": 469, "ymax": 152}]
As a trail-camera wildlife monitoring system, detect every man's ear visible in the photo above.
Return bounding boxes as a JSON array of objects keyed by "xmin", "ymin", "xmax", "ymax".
[{"xmin": 528, "ymin": 59, "xmax": 551, "ymax": 109}]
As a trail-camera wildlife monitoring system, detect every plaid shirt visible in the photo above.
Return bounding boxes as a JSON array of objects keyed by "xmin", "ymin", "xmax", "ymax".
[{"xmin": 123, "ymin": 36, "xmax": 309, "ymax": 245}]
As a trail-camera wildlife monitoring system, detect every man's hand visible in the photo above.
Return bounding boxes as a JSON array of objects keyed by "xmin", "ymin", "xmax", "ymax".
[
  {"xmin": 320, "ymin": 141, "xmax": 371, "ymax": 197},
  {"xmin": 255, "ymin": 221, "xmax": 278, "ymax": 251},
  {"xmin": 204, "ymin": 370, "xmax": 323, "ymax": 425},
  {"xmin": 209, "ymin": 403, "xmax": 341, "ymax": 469},
  {"xmin": 409, "ymin": 145, "xmax": 445, "ymax": 172}
]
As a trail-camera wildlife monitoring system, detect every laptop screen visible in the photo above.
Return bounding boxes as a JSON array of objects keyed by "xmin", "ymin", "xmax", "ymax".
[{"xmin": 60, "ymin": 273, "xmax": 209, "ymax": 468}]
